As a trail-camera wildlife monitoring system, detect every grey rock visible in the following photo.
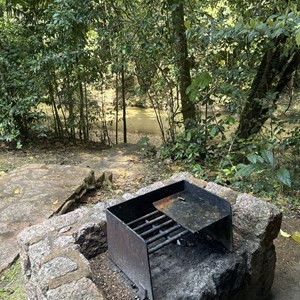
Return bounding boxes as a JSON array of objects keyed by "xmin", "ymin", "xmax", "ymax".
[
  {"xmin": 39, "ymin": 257, "xmax": 78, "ymax": 292},
  {"xmin": 28, "ymin": 239, "xmax": 52, "ymax": 265},
  {"xmin": 25, "ymin": 281, "xmax": 47, "ymax": 300},
  {"xmin": 151, "ymin": 236, "xmax": 247, "ymax": 300},
  {"xmin": 54, "ymin": 236, "xmax": 76, "ymax": 248},
  {"xmin": 46, "ymin": 277, "xmax": 104, "ymax": 300},
  {"xmin": 41, "ymin": 257, "xmax": 78, "ymax": 279},
  {"xmin": 94, "ymin": 199, "xmax": 121, "ymax": 212},
  {"xmin": 28, "ymin": 239, "xmax": 52, "ymax": 277},
  {"xmin": 169, "ymin": 172, "xmax": 194, "ymax": 182},
  {"xmin": 47, "ymin": 207, "xmax": 91, "ymax": 231},
  {"xmin": 92, "ymin": 199, "xmax": 122, "ymax": 227},
  {"xmin": 135, "ymin": 182, "xmax": 165, "ymax": 195},
  {"xmin": 232, "ymin": 194, "xmax": 281, "ymax": 300},
  {"xmin": 238, "ymin": 240, "xmax": 277, "ymax": 300},
  {"xmin": 233, "ymin": 193, "xmax": 282, "ymax": 245},
  {"xmin": 18, "ymin": 223, "xmax": 56, "ymax": 249},
  {"xmin": 163, "ymin": 172, "xmax": 207, "ymax": 188},
  {"xmin": 1, "ymin": 164, "xmax": 95, "ymax": 272},
  {"xmin": 122, "ymin": 193, "xmax": 135, "ymax": 200},
  {"xmin": 18, "ymin": 208, "xmax": 90, "ymax": 248},
  {"xmin": 206, "ymin": 182, "xmax": 238, "ymax": 205},
  {"xmin": 58, "ymin": 226, "xmax": 72, "ymax": 234},
  {"xmin": 0, "ymin": 238, "xmax": 20, "ymax": 272}
]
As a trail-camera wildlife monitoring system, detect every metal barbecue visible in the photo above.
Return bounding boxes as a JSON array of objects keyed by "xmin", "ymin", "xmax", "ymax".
[{"xmin": 106, "ymin": 180, "xmax": 233, "ymax": 300}]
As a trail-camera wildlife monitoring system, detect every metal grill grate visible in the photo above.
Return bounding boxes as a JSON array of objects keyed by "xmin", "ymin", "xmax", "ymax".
[
  {"xmin": 126, "ymin": 209, "xmax": 189, "ymax": 254},
  {"xmin": 106, "ymin": 180, "xmax": 233, "ymax": 300}
]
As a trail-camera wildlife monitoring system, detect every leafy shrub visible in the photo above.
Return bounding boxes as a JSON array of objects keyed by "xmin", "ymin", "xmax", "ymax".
[
  {"xmin": 236, "ymin": 150, "xmax": 292, "ymax": 193},
  {"xmin": 160, "ymin": 121, "xmax": 207, "ymax": 162}
]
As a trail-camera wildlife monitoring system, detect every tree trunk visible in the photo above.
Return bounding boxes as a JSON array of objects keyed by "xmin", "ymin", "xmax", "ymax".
[
  {"xmin": 66, "ymin": 67, "xmax": 75, "ymax": 139},
  {"xmin": 236, "ymin": 40, "xmax": 300, "ymax": 140},
  {"xmin": 53, "ymin": 72, "xmax": 69, "ymax": 138},
  {"xmin": 115, "ymin": 72, "xmax": 119, "ymax": 145},
  {"xmin": 170, "ymin": 0, "xmax": 196, "ymax": 128},
  {"xmin": 84, "ymin": 79, "xmax": 89, "ymax": 141},
  {"xmin": 48, "ymin": 82, "xmax": 63, "ymax": 138},
  {"xmin": 121, "ymin": 64, "xmax": 127, "ymax": 144},
  {"xmin": 78, "ymin": 79, "xmax": 87, "ymax": 141}
]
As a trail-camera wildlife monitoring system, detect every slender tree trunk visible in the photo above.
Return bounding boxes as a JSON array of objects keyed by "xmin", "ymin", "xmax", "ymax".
[
  {"xmin": 115, "ymin": 72, "xmax": 119, "ymax": 145},
  {"xmin": 157, "ymin": 65, "xmax": 176, "ymax": 143},
  {"xmin": 121, "ymin": 64, "xmax": 127, "ymax": 144},
  {"xmin": 169, "ymin": 0, "xmax": 196, "ymax": 128},
  {"xmin": 84, "ymin": 79, "xmax": 89, "ymax": 141},
  {"xmin": 75, "ymin": 56, "xmax": 87, "ymax": 142},
  {"xmin": 147, "ymin": 89, "xmax": 167, "ymax": 144},
  {"xmin": 53, "ymin": 72, "xmax": 69, "ymax": 138},
  {"xmin": 78, "ymin": 80, "xmax": 86, "ymax": 141},
  {"xmin": 51, "ymin": 104, "xmax": 58, "ymax": 134},
  {"xmin": 100, "ymin": 85, "xmax": 111, "ymax": 145},
  {"xmin": 48, "ymin": 82, "xmax": 63, "ymax": 138},
  {"xmin": 66, "ymin": 67, "xmax": 75, "ymax": 139}
]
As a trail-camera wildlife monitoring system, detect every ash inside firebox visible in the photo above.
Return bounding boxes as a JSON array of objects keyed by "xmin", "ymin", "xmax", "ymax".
[
  {"xmin": 90, "ymin": 233, "xmax": 245, "ymax": 300},
  {"xmin": 150, "ymin": 233, "xmax": 238, "ymax": 300}
]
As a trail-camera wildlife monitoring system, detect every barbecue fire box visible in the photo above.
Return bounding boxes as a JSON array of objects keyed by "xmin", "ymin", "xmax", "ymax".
[{"xmin": 106, "ymin": 180, "xmax": 233, "ymax": 300}]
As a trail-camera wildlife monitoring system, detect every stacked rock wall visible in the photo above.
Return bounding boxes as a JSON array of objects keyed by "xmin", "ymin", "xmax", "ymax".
[{"xmin": 17, "ymin": 173, "xmax": 282, "ymax": 300}]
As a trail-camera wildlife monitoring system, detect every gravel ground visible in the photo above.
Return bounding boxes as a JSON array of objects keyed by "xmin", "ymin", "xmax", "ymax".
[
  {"xmin": 90, "ymin": 252, "xmax": 138, "ymax": 300},
  {"xmin": 272, "ymin": 217, "xmax": 300, "ymax": 300}
]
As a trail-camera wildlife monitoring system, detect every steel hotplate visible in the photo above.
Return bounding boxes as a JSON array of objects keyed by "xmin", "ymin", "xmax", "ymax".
[{"xmin": 154, "ymin": 188, "xmax": 230, "ymax": 233}]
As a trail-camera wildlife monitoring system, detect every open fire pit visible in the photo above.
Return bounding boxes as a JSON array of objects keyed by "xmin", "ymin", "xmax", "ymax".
[{"xmin": 107, "ymin": 180, "xmax": 234, "ymax": 299}]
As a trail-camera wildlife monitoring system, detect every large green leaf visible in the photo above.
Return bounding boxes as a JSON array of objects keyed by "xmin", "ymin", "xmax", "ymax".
[
  {"xmin": 247, "ymin": 154, "xmax": 257, "ymax": 164},
  {"xmin": 236, "ymin": 163, "xmax": 262, "ymax": 178},
  {"xmin": 247, "ymin": 154, "xmax": 264, "ymax": 164},
  {"xmin": 186, "ymin": 131, "xmax": 192, "ymax": 142},
  {"xmin": 276, "ymin": 168, "xmax": 291, "ymax": 187},
  {"xmin": 187, "ymin": 71, "xmax": 213, "ymax": 93},
  {"xmin": 261, "ymin": 150, "xmax": 276, "ymax": 168},
  {"xmin": 296, "ymin": 33, "xmax": 300, "ymax": 47},
  {"xmin": 295, "ymin": 26, "xmax": 300, "ymax": 46}
]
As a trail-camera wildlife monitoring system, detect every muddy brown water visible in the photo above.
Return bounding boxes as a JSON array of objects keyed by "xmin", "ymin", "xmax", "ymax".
[{"xmin": 89, "ymin": 107, "xmax": 299, "ymax": 146}]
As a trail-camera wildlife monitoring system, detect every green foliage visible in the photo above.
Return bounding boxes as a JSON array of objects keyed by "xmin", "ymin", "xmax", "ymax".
[
  {"xmin": 138, "ymin": 136, "xmax": 150, "ymax": 145},
  {"xmin": 236, "ymin": 150, "xmax": 292, "ymax": 192},
  {"xmin": 191, "ymin": 164, "xmax": 207, "ymax": 180},
  {"xmin": 279, "ymin": 117, "xmax": 300, "ymax": 155},
  {"xmin": 0, "ymin": 20, "xmax": 44, "ymax": 142},
  {"xmin": 160, "ymin": 114, "xmax": 227, "ymax": 163},
  {"xmin": 296, "ymin": 24, "xmax": 300, "ymax": 46},
  {"xmin": 161, "ymin": 123, "xmax": 200, "ymax": 162},
  {"xmin": 0, "ymin": 261, "xmax": 25, "ymax": 299},
  {"xmin": 187, "ymin": 72, "xmax": 213, "ymax": 103}
]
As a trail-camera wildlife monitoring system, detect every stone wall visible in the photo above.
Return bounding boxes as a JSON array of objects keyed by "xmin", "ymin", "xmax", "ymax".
[
  {"xmin": 17, "ymin": 172, "xmax": 282, "ymax": 300},
  {"xmin": 17, "ymin": 200, "xmax": 118, "ymax": 300}
]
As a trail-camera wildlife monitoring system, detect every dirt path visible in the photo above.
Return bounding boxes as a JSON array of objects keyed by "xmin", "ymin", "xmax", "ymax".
[{"xmin": 272, "ymin": 217, "xmax": 300, "ymax": 300}]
